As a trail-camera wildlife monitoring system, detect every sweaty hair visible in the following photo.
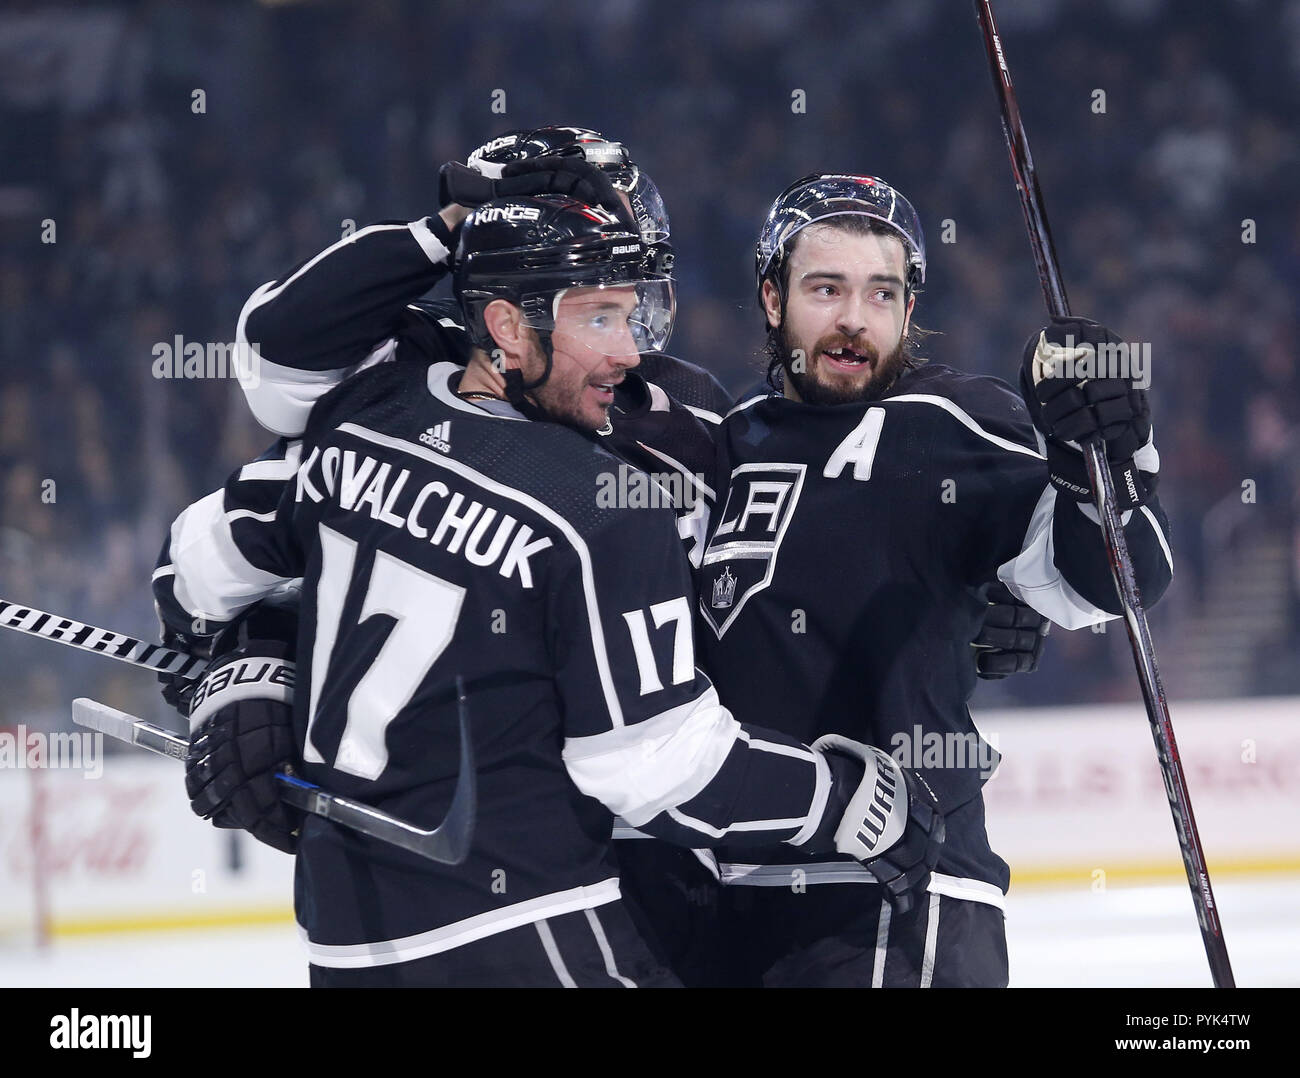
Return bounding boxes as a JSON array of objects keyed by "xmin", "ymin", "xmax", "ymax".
[{"xmin": 761, "ymin": 216, "xmax": 934, "ymax": 389}]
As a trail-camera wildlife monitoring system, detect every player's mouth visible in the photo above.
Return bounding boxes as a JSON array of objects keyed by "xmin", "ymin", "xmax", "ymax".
[
  {"xmin": 821, "ymin": 348, "xmax": 873, "ymax": 374},
  {"xmin": 589, "ymin": 378, "xmax": 623, "ymax": 403},
  {"xmin": 820, "ymin": 346, "xmax": 874, "ymax": 374}
]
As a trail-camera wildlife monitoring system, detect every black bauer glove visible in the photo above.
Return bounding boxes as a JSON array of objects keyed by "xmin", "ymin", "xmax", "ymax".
[
  {"xmin": 813, "ymin": 736, "xmax": 945, "ymax": 915},
  {"xmin": 439, "ymin": 155, "xmax": 636, "ymax": 232},
  {"xmin": 1020, "ymin": 316, "xmax": 1158, "ymax": 510},
  {"xmin": 184, "ymin": 642, "xmax": 301, "ymax": 855},
  {"xmin": 973, "ymin": 581, "xmax": 1049, "ymax": 679}
]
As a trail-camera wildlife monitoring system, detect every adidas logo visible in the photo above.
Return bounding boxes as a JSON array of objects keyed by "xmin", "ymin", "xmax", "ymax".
[{"xmin": 419, "ymin": 421, "xmax": 452, "ymax": 453}]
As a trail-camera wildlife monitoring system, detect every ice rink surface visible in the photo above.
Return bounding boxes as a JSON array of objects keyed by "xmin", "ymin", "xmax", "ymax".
[{"xmin": 2, "ymin": 876, "xmax": 1295, "ymax": 988}]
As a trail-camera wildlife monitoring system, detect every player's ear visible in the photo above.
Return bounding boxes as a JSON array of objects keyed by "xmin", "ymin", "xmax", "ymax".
[
  {"xmin": 761, "ymin": 279, "xmax": 783, "ymax": 329},
  {"xmin": 903, "ymin": 292, "xmax": 915, "ymax": 339},
  {"xmin": 483, "ymin": 300, "xmax": 527, "ymax": 367}
]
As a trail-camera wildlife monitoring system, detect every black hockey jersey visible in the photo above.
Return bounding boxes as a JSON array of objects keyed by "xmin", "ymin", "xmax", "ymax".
[
  {"xmin": 154, "ymin": 358, "xmax": 848, "ymax": 970},
  {"xmin": 695, "ymin": 364, "xmax": 1174, "ymax": 899}
]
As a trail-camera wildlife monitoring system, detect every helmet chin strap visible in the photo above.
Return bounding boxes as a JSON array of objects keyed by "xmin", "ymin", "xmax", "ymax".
[{"xmin": 500, "ymin": 332, "xmax": 555, "ymax": 422}]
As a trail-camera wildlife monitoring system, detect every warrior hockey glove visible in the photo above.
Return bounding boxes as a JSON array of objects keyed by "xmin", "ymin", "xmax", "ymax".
[
  {"xmin": 973, "ymin": 581, "xmax": 1049, "ymax": 679},
  {"xmin": 814, "ymin": 736, "xmax": 945, "ymax": 914},
  {"xmin": 184, "ymin": 641, "xmax": 301, "ymax": 855},
  {"xmin": 439, "ymin": 156, "xmax": 636, "ymax": 231},
  {"xmin": 1020, "ymin": 316, "xmax": 1158, "ymax": 509}
]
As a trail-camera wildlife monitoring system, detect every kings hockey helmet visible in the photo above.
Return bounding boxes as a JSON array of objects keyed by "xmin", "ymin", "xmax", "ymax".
[
  {"xmin": 755, "ymin": 173, "xmax": 926, "ymax": 317},
  {"xmin": 466, "ymin": 126, "xmax": 672, "ymax": 263},
  {"xmin": 453, "ymin": 194, "xmax": 675, "ymax": 356}
]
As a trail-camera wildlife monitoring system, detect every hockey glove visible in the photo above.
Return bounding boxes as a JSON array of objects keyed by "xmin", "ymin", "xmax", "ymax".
[
  {"xmin": 184, "ymin": 642, "xmax": 301, "ymax": 855},
  {"xmin": 814, "ymin": 736, "xmax": 945, "ymax": 914},
  {"xmin": 1020, "ymin": 316, "xmax": 1158, "ymax": 509},
  {"xmin": 973, "ymin": 581, "xmax": 1049, "ymax": 679},
  {"xmin": 439, "ymin": 155, "xmax": 635, "ymax": 230}
]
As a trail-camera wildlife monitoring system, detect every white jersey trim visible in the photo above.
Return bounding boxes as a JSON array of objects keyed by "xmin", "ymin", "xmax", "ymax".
[
  {"xmin": 885, "ymin": 394, "xmax": 1043, "ymax": 459},
  {"xmin": 584, "ymin": 908, "xmax": 637, "ymax": 987},
  {"xmin": 238, "ymin": 442, "xmax": 302, "ymax": 483},
  {"xmin": 169, "ymin": 489, "xmax": 295, "ymax": 623},
  {"xmin": 633, "ymin": 441, "xmax": 716, "ymax": 501},
  {"xmin": 872, "ymin": 898, "xmax": 891, "ymax": 987},
  {"xmin": 786, "ymin": 750, "xmax": 832, "ymax": 847},
  {"xmin": 299, "ymin": 878, "xmax": 622, "ymax": 968},
  {"xmin": 714, "ymin": 862, "xmax": 1007, "ymax": 910},
  {"xmin": 227, "ymin": 508, "xmax": 279, "ymax": 525},
  {"xmin": 427, "ymin": 362, "xmax": 528, "ymax": 420},
  {"xmin": 919, "ymin": 892, "xmax": 941, "ymax": 988},
  {"xmin": 534, "ymin": 920, "xmax": 577, "ymax": 987},
  {"xmin": 563, "ymin": 686, "xmax": 743, "ymax": 827},
  {"xmin": 407, "ymin": 216, "xmax": 452, "ymax": 266},
  {"xmin": 683, "ymin": 404, "xmax": 722, "ymax": 425},
  {"xmin": 1140, "ymin": 504, "xmax": 1174, "ymax": 574},
  {"xmin": 997, "ymin": 485, "xmax": 1118, "ymax": 631},
  {"xmin": 236, "ymin": 225, "xmax": 410, "ymax": 435},
  {"xmin": 725, "ymin": 394, "xmax": 769, "ymax": 418}
]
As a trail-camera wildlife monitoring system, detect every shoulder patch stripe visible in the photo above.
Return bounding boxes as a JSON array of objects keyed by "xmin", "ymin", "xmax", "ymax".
[
  {"xmin": 886, "ymin": 393, "xmax": 1043, "ymax": 458},
  {"xmin": 338, "ymin": 421, "xmax": 625, "ymax": 728}
]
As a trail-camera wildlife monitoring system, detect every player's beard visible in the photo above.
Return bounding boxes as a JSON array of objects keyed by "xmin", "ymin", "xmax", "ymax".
[
  {"xmin": 774, "ymin": 324, "xmax": 909, "ymax": 406},
  {"xmin": 526, "ymin": 343, "xmax": 616, "ymax": 433}
]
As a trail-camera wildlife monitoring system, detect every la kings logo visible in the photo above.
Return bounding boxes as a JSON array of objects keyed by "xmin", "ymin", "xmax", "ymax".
[{"xmin": 699, "ymin": 462, "xmax": 806, "ymax": 638}]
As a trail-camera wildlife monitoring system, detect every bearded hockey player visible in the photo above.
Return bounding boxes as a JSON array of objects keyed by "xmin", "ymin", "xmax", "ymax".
[
  {"xmin": 155, "ymin": 191, "xmax": 948, "ymax": 987},
  {"xmin": 690, "ymin": 174, "xmax": 1174, "ymax": 987}
]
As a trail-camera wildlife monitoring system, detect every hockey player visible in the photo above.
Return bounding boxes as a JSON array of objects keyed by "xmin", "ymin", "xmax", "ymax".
[
  {"xmin": 237, "ymin": 126, "xmax": 732, "ymax": 441},
  {"xmin": 157, "ymin": 192, "xmax": 946, "ymax": 987},
  {"xmin": 192, "ymin": 130, "xmax": 1048, "ymax": 984},
  {"xmin": 690, "ymin": 173, "xmax": 1174, "ymax": 987}
]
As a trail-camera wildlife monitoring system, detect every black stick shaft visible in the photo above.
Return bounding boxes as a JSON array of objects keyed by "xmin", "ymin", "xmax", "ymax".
[
  {"xmin": 0, "ymin": 597, "xmax": 205, "ymax": 679},
  {"xmin": 973, "ymin": 0, "xmax": 1234, "ymax": 988}
]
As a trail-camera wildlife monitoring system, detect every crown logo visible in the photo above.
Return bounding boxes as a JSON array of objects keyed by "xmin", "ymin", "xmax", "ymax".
[{"xmin": 711, "ymin": 566, "xmax": 737, "ymax": 609}]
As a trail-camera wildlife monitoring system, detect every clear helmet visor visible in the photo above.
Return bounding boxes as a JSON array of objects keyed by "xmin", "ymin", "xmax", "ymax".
[
  {"xmin": 521, "ymin": 278, "xmax": 676, "ymax": 357},
  {"xmin": 610, "ymin": 165, "xmax": 670, "ymax": 246}
]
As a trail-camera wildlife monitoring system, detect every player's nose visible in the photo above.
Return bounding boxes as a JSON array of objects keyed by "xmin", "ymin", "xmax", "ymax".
[
  {"xmin": 836, "ymin": 295, "xmax": 868, "ymax": 338},
  {"xmin": 609, "ymin": 349, "xmax": 641, "ymax": 373},
  {"xmin": 609, "ymin": 328, "xmax": 641, "ymax": 371}
]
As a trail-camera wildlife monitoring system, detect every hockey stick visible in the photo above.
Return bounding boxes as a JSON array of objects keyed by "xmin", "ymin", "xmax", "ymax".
[
  {"xmin": 6, "ymin": 597, "xmax": 476, "ymax": 863},
  {"xmin": 0, "ymin": 598, "xmax": 206, "ymax": 680},
  {"xmin": 72, "ymin": 693, "xmax": 476, "ymax": 866},
  {"xmin": 972, "ymin": 0, "xmax": 1234, "ymax": 987}
]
